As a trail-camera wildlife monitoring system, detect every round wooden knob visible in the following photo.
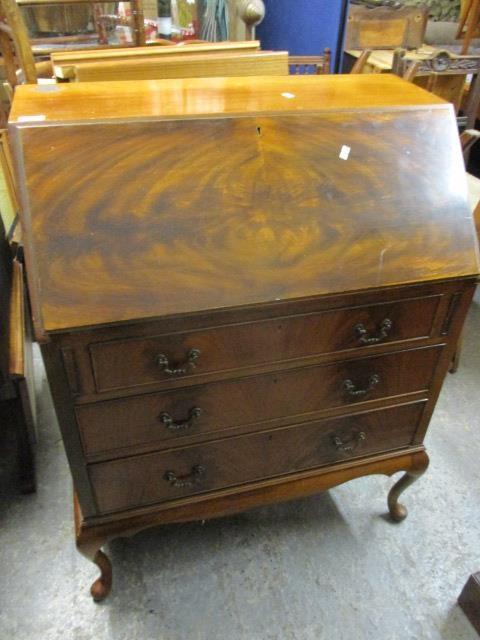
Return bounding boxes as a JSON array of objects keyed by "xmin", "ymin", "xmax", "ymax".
[{"xmin": 238, "ymin": 0, "xmax": 265, "ymax": 27}]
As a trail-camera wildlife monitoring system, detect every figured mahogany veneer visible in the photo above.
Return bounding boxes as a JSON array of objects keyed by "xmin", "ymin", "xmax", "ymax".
[
  {"xmin": 89, "ymin": 402, "xmax": 426, "ymax": 514},
  {"xmin": 13, "ymin": 108, "xmax": 478, "ymax": 336},
  {"xmin": 88, "ymin": 294, "xmax": 440, "ymax": 394},
  {"xmin": 9, "ymin": 75, "xmax": 479, "ymax": 602},
  {"xmin": 78, "ymin": 346, "xmax": 440, "ymax": 460}
]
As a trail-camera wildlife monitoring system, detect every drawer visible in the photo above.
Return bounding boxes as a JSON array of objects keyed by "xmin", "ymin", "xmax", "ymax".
[
  {"xmin": 78, "ymin": 346, "xmax": 441, "ymax": 459},
  {"xmin": 89, "ymin": 295, "xmax": 441, "ymax": 392},
  {"xmin": 89, "ymin": 401, "xmax": 426, "ymax": 514}
]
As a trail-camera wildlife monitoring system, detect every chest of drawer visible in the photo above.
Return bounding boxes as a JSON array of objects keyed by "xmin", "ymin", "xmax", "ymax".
[
  {"xmin": 88, "ymin": 295, "xmax": 441, "ymax": 393},
  {"xmin": 78, "ymin": 346, "xmax": 441, "ymax": 460},
  {"xmin": 88, "ymin": 401, "xmax": 426, "ymax": 515}
]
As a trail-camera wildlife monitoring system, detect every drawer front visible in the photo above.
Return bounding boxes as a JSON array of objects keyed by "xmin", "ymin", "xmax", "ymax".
[
  {"xmin": 78, "ymin": 346, "xmax": 440, "ymax": 459},
  {"xmin": 89, "ymin": 402, "xmax": 425, "ymax": 514},
  {"xmin": 89, "ymin": 295, "xmax": 440, "ymax": 393}
]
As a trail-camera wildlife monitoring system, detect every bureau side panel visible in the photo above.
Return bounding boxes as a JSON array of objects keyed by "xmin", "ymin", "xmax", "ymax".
[
  {"xmin": 413, "ymin": 280, "xmax": 477, "ymax": 443},
  {"xmin": 40, "ymin": 339, "xmax": 97, "ymax": 517}
]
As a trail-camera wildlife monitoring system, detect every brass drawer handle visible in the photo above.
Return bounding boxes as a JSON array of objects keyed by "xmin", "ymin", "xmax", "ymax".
[
  {"xmin": 343, "ymin": 373, "xmax": 380, "ymax": 398},
  {"xmin": 156, "ymin": 348, "xmax": 201, "ymax": 376},
  {"xmin": 164, "ymin": 465, "xmax": 206, "ymax": 488},
  {"xmin": 160, "ymin": 407, "xmax": 203, "ymax": 432},
  {"xmin": 355, "ymin": 318, "xmax": 392, "ymax": 345},
  {"xmin": 333, "ymin": 431, "xmax": 366, "ymax": 454}
]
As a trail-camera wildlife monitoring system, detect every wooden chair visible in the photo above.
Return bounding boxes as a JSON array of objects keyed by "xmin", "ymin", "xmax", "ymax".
[
  {"xmin": 461, "ymin": 128, "xmax": 480, "ymax": 161},
  {"xmin": 393, "ymin": 48, "xmax": 480, "ymax": 130},
  {"xmin": 0, "ymin": 0, "xmax": 148, "ymax": 88},
  {"xmin": 456, "ymin": 0, "xmax": 480, "ymax": 55},
  {"xmin": 344, "ymin": 2, "xmax": 425, "ymax": 76},
  {"xmin": 289, "ymin": 49, "xmax": 331, "ymax": 75},
  {"xmin": 350, "ymin": 49, "xmax": 372, "ymax": 73},
  {"xmin": 0, "ymin": 0, "xmax": 37, "ymax": 86},
  {"xmin": 18, "ymin": 0, "xmax": 146, "ymax": 48},
  {"xmin": 345, "ymin": 4, "xmax": 428, "ymax": 51},
  {"xmin": 0, "ymin": 0, "xmax": 56, "ymax": 126}
]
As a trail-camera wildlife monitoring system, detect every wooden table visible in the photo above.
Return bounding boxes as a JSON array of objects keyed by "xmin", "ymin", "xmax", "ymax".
[{"xmin": 9, "ymin": 74, "xmax": 479, "ymax": 601}]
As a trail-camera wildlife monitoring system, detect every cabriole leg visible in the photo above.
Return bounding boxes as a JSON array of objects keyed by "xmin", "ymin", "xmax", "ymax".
[
  {"xmin": 90, "ymin": 548, "xmax": 112, "ymax": 602},
  {"xmin": 75, "ymin": 496, "xmax": 113, "ymax": 602},
  {"xmin": 76, "ymin": 540, "xmax": 112, "ymax": 602},
  {"xmin": 387, "ymin": 450, "xmax": 430, "ymax": 522}
]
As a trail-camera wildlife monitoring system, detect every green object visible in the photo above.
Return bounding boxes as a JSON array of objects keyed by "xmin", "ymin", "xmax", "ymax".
[{"xmin": 201, "ymin": 0, "xmax": 228, "ymax": 41}]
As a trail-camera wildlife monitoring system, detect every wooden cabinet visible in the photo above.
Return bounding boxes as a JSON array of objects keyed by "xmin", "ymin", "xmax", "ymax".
[{"xmin": 8, "ymin": 74, "xmax": 479, "ymax": 601}]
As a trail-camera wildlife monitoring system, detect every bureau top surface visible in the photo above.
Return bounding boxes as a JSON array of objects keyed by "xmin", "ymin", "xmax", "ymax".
[
  {"xmin": 9, "ymin": 75, "xmax": 479, "ymax": 334},
  {"xmin": 10, "ymin": 74, "xmax": 444, "ymax": 123}
]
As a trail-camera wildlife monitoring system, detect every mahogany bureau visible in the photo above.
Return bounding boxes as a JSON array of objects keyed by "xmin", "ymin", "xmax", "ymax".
[{"xmin": 8, "ymin": 74, "xmax": 479, "ymax": 601}]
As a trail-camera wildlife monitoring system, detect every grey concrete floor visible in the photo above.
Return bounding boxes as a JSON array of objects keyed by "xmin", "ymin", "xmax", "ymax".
[{"xmin": 1, "ymin": 304, "xmax": 480, "ymax": 640}]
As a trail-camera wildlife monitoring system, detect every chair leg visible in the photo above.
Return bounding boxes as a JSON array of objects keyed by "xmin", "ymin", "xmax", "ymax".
[
  {"xmin": 461, "ymin": 0, "xmax": 480, "ymax": 55},
  {"xmin": 457, "ymin": 0, "xmax": 474, "ymax": 39},
  {"xmin": 0, "ymin": 0, "xmax": 37, "ymax": 83},
  {"xmin": 350, "ymin": 49, "xmax": 372, "ymax": 74}
]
